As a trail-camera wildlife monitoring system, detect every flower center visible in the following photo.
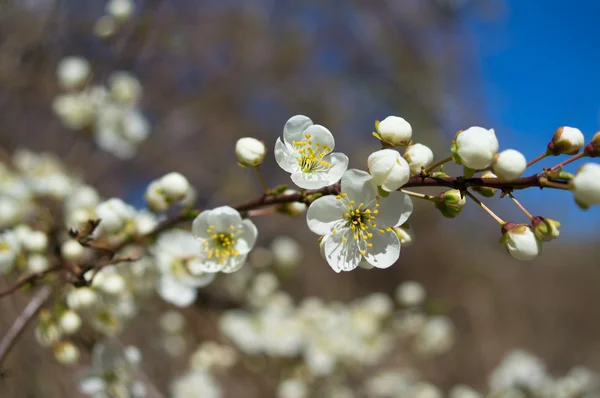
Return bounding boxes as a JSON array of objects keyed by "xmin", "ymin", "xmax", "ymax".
[
  {"xmin": 293, "ymin": 133, "xmax": 333, "ymax": 173},
  {"xmin": 204, "ymin": 225, "xmax": 242, "ymax": 264}
]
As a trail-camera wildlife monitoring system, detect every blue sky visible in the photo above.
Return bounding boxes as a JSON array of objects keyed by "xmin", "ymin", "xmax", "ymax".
[{"xmin": 463, "ymin": 1, "xmax": 600, "ymax": 236}]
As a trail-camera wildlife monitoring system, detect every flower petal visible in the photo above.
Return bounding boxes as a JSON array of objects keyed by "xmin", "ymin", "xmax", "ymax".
[
  {"xmin": 192, "ymin": 211, "xmax": 211, "ymax": 239},
  {"xmin": 340, "ymin": 169, "xmax": 377, "ymax": 203},
  {"xmin": 274, "ymin": 138, "xmax": 298, "ymax": 173},
  {"xmin": 323, "ymin": 232, "xmax": 362, "ymax": 272},
  {"xmin": 193, "ymin": 257, "xmax": 223, "ymax": 273},
  {"xmin": 322, "ymin": 152, "xmax": 348, "ymax": 185},
  {"xmin": 305, "ymin": 124, "xmax": 335, "ymax": 152},
  {"xmin": 364, "ymin": 231, "xmax": 400, "ymax": 269},
  {"xmin": 221, "ymin": 254, "xmax": 248, "ymax": 273},
  {"xmin": 376, "ymin": 191, "xmax": 413, "ymax": 227},
  {"xmin": 207, "ymin": 206, "xmax": 242, "ymax": 231},
  {"xmin": 236, "ymin": 219, "xmax": 258, "ymax": 254},
  {"xmin": 158, "ymin": 277, "xmax": 197, "ymax": 307},
  {"xmin": 283, "ymin": 115, "xmax": 313, "ymax": 145},
  {"xmin": 307, "ymin": 196, "xmax": 345, "ymax": 235},
  {"xmin": 291, "ymin": 171, "xmax": 333, "ymax": 189},
  {"xmin": 182, "ymin": 264, "xmax": 216, "ymax": 287}
]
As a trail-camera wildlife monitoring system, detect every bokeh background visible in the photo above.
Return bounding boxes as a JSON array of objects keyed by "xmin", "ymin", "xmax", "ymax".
[{"xmin": 1, "ymin": 0, "xmax": 599, "ymax": 396}]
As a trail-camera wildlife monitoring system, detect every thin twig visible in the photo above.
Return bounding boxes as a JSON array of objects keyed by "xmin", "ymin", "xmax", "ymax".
[
  {"xmin": 422, "ymin": 155, "xmax": 453, "ymax": 174},
  {"xmin": 548, "ymin": 152, "xmax": 586, "ymax": 172},
  {"xmin": 527, "ymin": 152, "xmax": 548, "ymax": 168},
  {"xmin": 507, "ymin": 192, "xmax": 534, "ymax": 220},
  {"xmin": 465, "ymin": 191, "xmax": 506, "ymax": 225},
  {"xmin": 0, "ymin": 265, "xmax": 62, "ymax": 298}
]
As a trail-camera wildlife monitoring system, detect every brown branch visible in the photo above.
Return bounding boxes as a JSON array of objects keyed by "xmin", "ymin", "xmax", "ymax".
[
  {"xmin": 0, "ymin": 286, "xmax": 52, "ymax": 371},
  {"xmin": 0, "ymin": 265, "xmax": 62, "ymax": 298}
]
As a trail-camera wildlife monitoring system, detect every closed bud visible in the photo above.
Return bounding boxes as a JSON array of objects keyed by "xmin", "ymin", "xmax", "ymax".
[
  {"xmin": 547, "ymin": 126, "xmax": 585, "ymax": 155},
  {"xmin": 53, "ymin": 341, "xmax": 80, "ymax": 365},
  {"xmin": 159, "ymin": 172, "xmax": 190, "ymax": 201},
  {"xmin": 24, "ymin": 230, "xmax": 48, "ymax": 253},
  {"xmin": 492, "ymin": 149, "xmax": 527, "ymax": 181},
  {"xmin": 59, "ymin": 310, "xmax": 82, "ymax": 334},
  {"xmin": 395, "ymin": 281, "xmax": 426, "ymax": 307},
  {"xmin": 393, "ymin": 224, "xmax": 415, "ymax": 247},
  {"xmin": 106, "ymin": 0, "xmax": 135, "ymax": 23},
  {"xmin": 94, "ymin": 15, "xmax": 118, "ymax": 39},
  {"xmin": 434, "ymin": 189, "xmax": 466, "ymax": 218},
  {"xmin": 570, "ymin": 163, "xmax": 600, "ymax": 209},
  {"xmin": 403, "ymin": 143, "xmax": 434, "ymax": 174},
  {"xmin": 35, "ymin": 312, "xmax": 62, "ymax": 347},
  {"xmin": 66, "ymin": 287, "xmax": 97, "ymax": 309},
  {"xmin": 367, "ymin": 149, "xmax": 411, "ymax": 192},
  {"xmin": 585, "ymin": 131, "xmax": 600, "ymax": 157},
  {"xmin": 56, "ymin": 57, "xmax": 90, "ymax": 91},
  {"xmin": 451, "ymin": 127, "xmax": 499, "ymax": 170},
  {"xmin": 472, "ymin": 171, "xmax": 497, "ymax": 197},
  {"xmin": 375, "ymin": 116, "xmax": 412, "ymax": 147},
  {"xmin": 235, "ymin": 137, "xmax": 266, "ymax": 167},
  {"xmin": 500, "ymin": 223, "xmax": 542, "ymax": 261},
  {"xmin": 61, "ymin": 240, "xmax": 85, "ymax": 262},
  {"xmin": 530, "ymin": 216, "xmax": 560, "ymax": 242}
]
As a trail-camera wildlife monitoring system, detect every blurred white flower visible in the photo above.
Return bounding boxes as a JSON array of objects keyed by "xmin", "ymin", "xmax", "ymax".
[
  {"xmin": 571, "ymin": 163, "xmax": 600, "ymax": 209},
  {"xmin": 57, "ymin": 56, "xmax": 90, "ymax": 90},
  {"xmin": 171, "ymin": 371, "xmax": 222, "ymax": 398},
  {"xmin": 95, "ymin": 198, "xmax": 137, "ymax": 234},
  {"xmin": 271, "ymin": 236, "xmax": 303, "ymax": 270},
  {"xmin": 277, "ymin": 379, "xmax": 308, "ymax": 398},
  {"xmin": 415, "ymin": 315, "xmax": 455, "ymax": 356},
  {"xmin": 395, "ymin": 281, "xmax": 426, "ymax": 307},
  {"xmin": 489, "ymin": 350, "xmax": 549, "ymax": 392}
]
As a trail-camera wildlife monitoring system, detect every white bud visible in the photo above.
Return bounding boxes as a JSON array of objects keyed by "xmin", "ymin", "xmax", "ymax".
[
  {"xmin": 548, "ymin": 126, "xmax": 585, "ymax": 155},
  {"xmin": 377, "ymin": 116, "xmax": 412, "ymax": 146},
  {"xmin": 61, "ymin": 240, "xmax": 85, "ymax": 262},
  {"xmin": 66, "ymin": 287, "xmax": 97, "ymax": 309},
  {"xmin": 94, "ymin": 15, "xmax": 118, "ymax": 39},
  {"xmin": 403, "ymin": 143, "xmax": 434, "ymax": 174},
  {"xmin": 108, "ymin": 71, "xmax": 141, "ymax": 104},
  {"xmin": 125, "ymin": 345, "xmax": 142, "ymax": 364},
  {"xmin": 53, "ymin": 341, "xmax": 80, "ymax": 364},
  {"xmin": 367, "ymin": 149, "xmax": 411, "ymax": 192},
  {"xmin": 27, "ymin": 254, "xmax": 49, "ymax": 273},
  {"xmin": 415, "ymin": 315, "xmax": 455, "ymax": 355},
  {"xmin": 159, "ymin": 172, "xmax": 190, "ymax": 201},
  {"xmin": 453, "ymin": 127, "xmax": 499, "ymax": 169},
  {"xmin": 0, "ymin": 233, "xmax": 19, "ymax": 274},
  {"xmin": 95, "ymin": 198, "xmax": 136, "ymax": 233},
  {"xmin": 492, "ymin": 149, "xmax": 527, "ymax": 181},
  {"xmin": 57, "ymin": 56, "xmax": 90, "ymax": 90},
  {"xmin": 52, "ymin": 93, "xmax": 95, "ymax": 130},
  {"xmin": 235, "ymin": 137, "xmax": 266, "ymax": 167},
  {"xmin": 277, "ymin": 379, "xmax": 308, "ymax": 398},
  {"xmin": 106, "ymin": 0, "xmax": 135, "ymax": 23},
  {"xmin": 59, "ymin": 310, "xmax": 82, "ymax": 334},
  {"xmin": 0, "ymin": 196, "xmax": 24, "ymax": 227},
  {"xmin": 97, "ymin": 272, "xmax": 126, "ymax": 295},
  {"xmin": 502, "ymin": 224, "xmax": 542, "ymax": 261},
  {"xmin": 35, "ymin": 323, "xmax": 62, "ymax": 347},
  {"xmin": 279, "ymin": 189, "xmax": 306, "ymax": 216},
  {"xmin": 271, "ymin": 236, "xmax": 302, "ymax": 270},
  {"xmin": 23, "ymin": 230, "xmax": 48, "ymax": 253},
  {"xmin": 412, "ymin": 383, "xmax": 443, "ymax": 398},
  {"xmin": 449, "ymin": 385, "xmax": 482, "ymax": 398},
  {"xmin": 395, "ymin": 281, "xmax": 426, "ymax": 307},
  {"xmin": 570, "ymin": 163, "xmax": 600, "ymax": 209},
  {"xmin": 144, "ymin": 181, "xmax": 169, "ymax": 212}
]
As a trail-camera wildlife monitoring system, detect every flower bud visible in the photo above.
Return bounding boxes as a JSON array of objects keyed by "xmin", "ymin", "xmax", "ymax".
[
  {"xmin": 159, "ymin": 172, "xmax": 190, "ymax": 201},
  {"xmin": 393, "ymin": 224, "xmax": 415, "ymax": 247},
  {"xmin": 500, "ymin": 223, "xmax": 542, "ymax": 261},
  {"xmin": 452, "ymin": 127, "xmax": 499, "ymax": 170},
  {"xmin": 434, "ymin": 189, "xmax": 466, "ymax": 218},
  {"xmin": 492, "ymin": 149, "xmax": 527, "ymax": 181},
  {"xmin": 66, "ymin": 287, "xmax": 97, "ymax": 309},
  {"xmin": 547, "ymin": 126, "xmax": 585, "ymax": 155},
  {"xmin": 27, "ymin": 254, "xmax": 49, "ymax": 273},
  {"xmin": 35, "ymin": 312, "xmax": 62, "ymax": 347},
  {"xmin": 585, "ymin": 131, "xmax": 600, "ymax": 157},
  {"xmin": 570, "ymin": 163, "xmax": 600, "ymax": 209},
  {"xmin": 108, "ymin": 71, "xmax": 141, "ymax": 104},
  {"xmin": 367, "ymin": 149, "xmax": 410, "ymax": 192},
  {"xmin": 403, "ymin": 143, "xmax": 434, "ymax": 174},
  {"xmin": 53, "ymin": 341, "xmax": 80, "ymax": 365},
  {"xmin": 106, "ymin": 0, "xmax": 135, "ymax": 23},
  {"xmin": 235, "ymin": 137, "xmax": 266, "ymax": 167},
  {"xmin": 23, "ymin": 230, "xmax": 48, "ymax": 253},
  {"xmin": 94, "ymin": 15, "xmax": 118, "ymax": 39},
  {"xmin": 145, "ymin": 181, "xmax": 169, "ymax": 212},
  {"xmin": 530, "ymin": 216, "xmax": 560, "ymax": 242},
  {"xmin": 471, "ymin": 171, "xmax": 497, "ymax": 197},
  {"xmin": 376, "ymin": 116, "xmax": 412, "ymax": 146},
  {"xmin": 271, "ymin": 236, "xmax": 302, "ymax": 270},
  {"xmin": 56, "ymin": 56, "xmax": 90, "ymax": 90},
  {"xmin": 59, "ymin": 310, "xmax": 82, "ymax": 334},
  {"xmin": 61, "ymin": 240, "xmax": 85, "ymax": 262},
  {"xmin": 395, "ymin": 281, "xmax": 426, "ymax": 307}
]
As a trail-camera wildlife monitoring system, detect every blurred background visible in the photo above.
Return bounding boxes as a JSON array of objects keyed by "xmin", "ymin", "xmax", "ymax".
[{"xmin": 1, "ymin": 0, "xmax": 599, "ymax": 396}]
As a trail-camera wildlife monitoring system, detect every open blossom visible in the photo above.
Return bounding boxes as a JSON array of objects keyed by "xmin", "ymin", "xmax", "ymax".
[
  {"xmin": 307, "ymin": 169, "xmax": 413, "ymax": 272},
  {"xmin": 152, "ymin": 230, "xmax": 215, "ymax": 307},
  {"xmin": 492, "ymin": 149, "xmax": 527, "ymax": 181},
  {"xmin": 367, "ymin": 149, "xmax": 411, "ymax": 192},
  {"xmin": 570, "ymin": 163, "xmax": 600, "ymax": 209},
  {"xmin": 274, "ymin": 115, "xmax": 348, "ymax": 189},
  {"xmin": 452, "ymin": 127, "xmax": 499, "ymax": 169},
  {"xmin": 192, "ymin": 206, "xmax": 257, "ymax": 273}
]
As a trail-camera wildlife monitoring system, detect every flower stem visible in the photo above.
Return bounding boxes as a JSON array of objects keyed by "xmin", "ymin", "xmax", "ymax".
[
  {"xmin": 538, "ymin": 177, "xmax": 571, "ymax": 190},
  {"xmin": 549, "ymin": 152, "xmax": 585, "ymax": 172},
  {"xmin": 507, "ymin": 192, "xmax": 533, "ymax": 220},
  {"xmin": 422, "ymin": 155, "xmax": 453, "ymax": 174},
  {"xmin": 247, "ymin": 208, "xmax": 276, "ymax": 217},
  {"xmin": 254, "ymin": 165, "xmax": 269, "ymax": 194},
  {"xmin": 464, "ymin": 190, "xmax": 506, "ymax": 225},
  {"xmin": 400, "ymin": 189, "xmax": 436, "ymax": 201},
  {"xmin": 527, "ymin": 152, "xmax": 548, "ymax": 168}
]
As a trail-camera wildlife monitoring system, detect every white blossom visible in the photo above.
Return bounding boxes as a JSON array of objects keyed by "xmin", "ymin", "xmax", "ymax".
[
  {"xmin": 108, "ymin": 71, "xmax": 142, "ymax": 104},
  {"xmin": 492, "ymin": 149, "xmax": 527, "ymax": 181},
  {"xmin": 502, "ymin": 224, "xmax": 542, "ymax": 261},
  {"xmin": 367, "ymin": 149, "xmax": 411, "ymax": 192},
  {"xmin": 61, "ymin": 240, "xmax": 85, "ymax": 262},
  {"xmin": 57, "ymin": 56, "xmax": 90, "ymax": 90},
  {"xmin": 271, "ymin": 236, "xmax": 303, "ymax": 270},
  {"xmin": 59, "ymin": 310, "xmax": 82, "ymax": 335},
  {"xmin": 277, "ymin": 379, "xmax": 308, "ymax": 398},
  {"xmin": 548, "ymin": 126, "xmax": 585, "ymax": 155},
  {"xmin": 274, "ymin": 115, "xmax": 348, "ymax": 189},
  {"xmin": 106, "ymin": 0, "xmax": 135, "ymax": 23},
  {"xmin": 395, "ymin": 281, "xmax": 426, "ymax": 307},
  {"xmin": 307, "ymin": 169, "xmax": 413, "ymax": 272},
  {"xmin": 95, "ymin": 198, "xmax": 137, "ymax": 234},
  {"xmin": 171, "ymin": 371, "xmax": 222, "ymax": 398},
  {"xmin": 192, "ymin": 206, "xmax": 257, "ymax": 273},
  {"xmin": 453, "ymin": 126, "xmax": 499, "ymax": 169},
  {"xmin": 571, "ymin": 163, "xmax": 600, "ymax": 208},
  {"xmin": 403, "ymin": 143, "xmax": 434, "ymax": 174},
  {"xmin": 489, "ymin": 350, "xmax": 549, "ymax": 392},
  {"xmin": 235, "ymin": 137, "xmax": 266, "ymax": 167},
  {"xmin": 415, "ymin": 315, "xmax": 455, "ymax": 355},
  {"xmin": 377, "ymin": 116, "xmax": 412, "ymax": 146},
  {"xmin": 0, "ymin": 231, "xmax": 20, "ymax": 274},
  {"xmin": 54, "ymin": 341, "xmax": 80, "ymax": 365}
]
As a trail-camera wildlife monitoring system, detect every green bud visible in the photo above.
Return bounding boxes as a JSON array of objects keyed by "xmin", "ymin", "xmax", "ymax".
[
  {"xmin": 584, "ymin": 131, "xmax": 600, "ymax": 157},
  {"xmin": 531, "ymin": 216, "xmax": 560, "ymax": 242},
  {"xmin": 434, "ymin": 189, "xmax": 466, "ymax": 218},
  {"xmin": 472, "ymin": 171, "xmax": 498, "ymax": 198}
]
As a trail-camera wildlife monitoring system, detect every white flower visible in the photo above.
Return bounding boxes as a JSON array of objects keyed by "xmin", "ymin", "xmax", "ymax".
[
  {"xmin": 94, "ymin": 15, "xmax": 118, "ymax": 39},
  {"xmin": 66, "ymin": 287, "xmax": 98, "ymax": 309},
  {"xmin": 367, "ymin": 149, "xmax": 411, "ymax": 192},
  {"xmin": 548, "ymin": 126, "xmax": 585, "ymax": 155},
  {"xmin": 52, "ymin": 93, "xmax": 96, "ymax": 130},
  {"xmin": 59, "ymin": 310, "xmax": 82, "ymax": 334},
  {"xmin": 492, "ymin": 149, "xmax": 527, "ymax": 181},
  {"xmin": 449, "ymin": 385, "xmax": 482, "ymax": 398},
  {"xmin": 95, "ymin": 105, "xmax": 150, "ymax": 159},
  {"xmin": 106, "ymin": 0, "xmax": 135, "ymax": 23},
  {"xmin": 192, "ymin": 206, "xmax": 258, "ymax": 273},
  {"xmin": 489, "ymin": 350, "xmax": 549, "ymax": 392},
  {"xmin": 145, "ymin": 172, "xmax": 191, "ymax": 212},
  {"xmin": 54, "ymin": 341, "xmax": 80, "ymax": 365},
  {"xmin": 395, "ymin": 281, "xmax": 426, "ymax": 307},
  {"xmin": 307, "ymin": 169, "xmax": 413, "ymax": 272},
  {"xmin": 274, "ymin": 115, "xmax": 348, "ymax": 189},
  {"xmin": 61, "ymin": 240, "xmax": 85, "ymax": 262},
  {"xmin": 277, "ymin": 379, "xmax": 308, "ymax": 398},
  {"xmin": 57, "ymin": 56, "xmax": 90, "ymax": 90},
  {"xmin": 271, "ymin": 236, "xmax": 303, "ymax": 270},
  {"xmin": 171, "ymin": 371, "xmax": 222, "ymax": 398},
  {"xmin": 0, "ymin": 231, "xmax": 20, "ymax": 274},
  {"xmin": 377, "ymin": 116, "xmax": 412, "ymax": 146},
  {"xmin": 28, "ymin": 254, "xmax": 49, "ymax": 273},
  {"xmin": 415, "ymin": 315, "xmax": 455, "ymax": 355},
  {"xmin": 501, "ymin": 224, "xmax": 542, "ymax": 261},
  {"xmin": 108, "ymin": 71, "xmax": 141, "ymax": 104},
  {"xmin": 152, "ymin": 230, "xmax": 216, "ymax": 307},
  {"xmin": 571, "ymin": 163, "xmax": 600, "ymax": 209},
  {"xmin": 23, "ymin": 230, "xmax": 48, "ymax": 253},
  {"xmin": 95, "ymin": 198, "xmax": 136, "ymax": 234},
  {"xmin": 403, "ymin": 143, "xmax": 434, "ymax": 174},
  {"xmin": 235, "ymin": 137, "xmax": 266, "ymax": 167},
  {"xmin": 453, "ymin": 127, "xmax": 499, "ymax": 169}
]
